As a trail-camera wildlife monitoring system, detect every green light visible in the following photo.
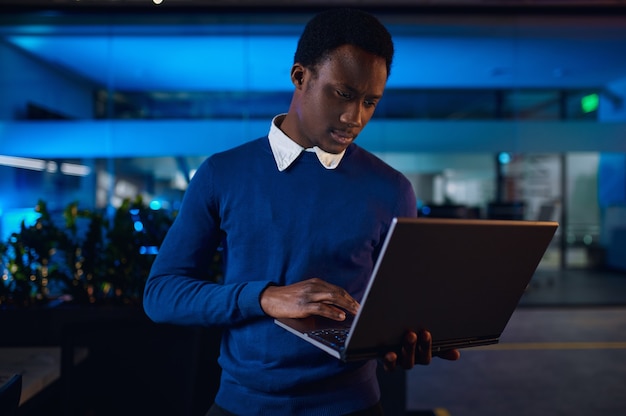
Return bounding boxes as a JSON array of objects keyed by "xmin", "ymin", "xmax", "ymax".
[{"xmin": 581, "ymin": 93, "xmax": 599, "ymax": 113}]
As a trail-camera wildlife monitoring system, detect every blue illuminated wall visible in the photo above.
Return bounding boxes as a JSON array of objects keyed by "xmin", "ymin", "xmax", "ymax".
[{"xmin": 0, "ymin": 40, "xmax": 94, "ymax": 120}]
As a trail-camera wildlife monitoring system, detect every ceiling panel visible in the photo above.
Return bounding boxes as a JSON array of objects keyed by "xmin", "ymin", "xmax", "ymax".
[{"xmin": 2, "ymin": 11, "xmax": 626, "ymax": 92}]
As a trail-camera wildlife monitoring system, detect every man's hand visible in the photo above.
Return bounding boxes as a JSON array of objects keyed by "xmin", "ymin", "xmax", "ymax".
[
  {"xmin": 382, "ymin": 330, "xmax": 461, "ymax": 371},
  {"xmin": 260, "ymin": 278, "xmax": 360, "ymax": 321}
]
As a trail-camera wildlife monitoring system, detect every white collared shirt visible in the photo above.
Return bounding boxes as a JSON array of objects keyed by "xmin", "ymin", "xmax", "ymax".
[{"xmin": 268, "ymin": 114, "xmax": 345, "ymax": 171}]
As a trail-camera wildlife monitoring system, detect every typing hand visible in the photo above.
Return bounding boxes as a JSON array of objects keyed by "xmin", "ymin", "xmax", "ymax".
[{"xmin": 260, "ymin": 278, "xmax": 360, "ymax": 321}]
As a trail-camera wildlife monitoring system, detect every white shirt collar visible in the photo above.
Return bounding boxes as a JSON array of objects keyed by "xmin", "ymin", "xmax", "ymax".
[{"xmin": 268, "ymin": 114, "xmax": 345, "ymax": 171}]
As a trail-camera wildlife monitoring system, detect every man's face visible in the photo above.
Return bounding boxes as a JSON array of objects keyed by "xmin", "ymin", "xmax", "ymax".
[{"xmin": 287, "ymin": 44, "xmax": 388, "ymax": 154}]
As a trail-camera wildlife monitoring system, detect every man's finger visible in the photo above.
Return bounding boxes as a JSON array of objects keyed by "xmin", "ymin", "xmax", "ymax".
[
  {"xmin": 416, "ymin": 330, "xmax": 432, "ymax": 365},
  {"xmin": 400, "ymin": 331, "xmax": 417, "ymax": 369}
]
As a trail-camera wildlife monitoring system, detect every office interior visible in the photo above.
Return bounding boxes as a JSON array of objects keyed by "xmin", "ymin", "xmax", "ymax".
[{"xmin": 0, "ymin": 1, "xmax": 625, "ymax": 415}]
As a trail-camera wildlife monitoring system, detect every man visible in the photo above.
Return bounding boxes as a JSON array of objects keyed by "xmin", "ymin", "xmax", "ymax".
[{"xmin": 143, "ymin": 8, "xmax": 459, "ymax": 415}]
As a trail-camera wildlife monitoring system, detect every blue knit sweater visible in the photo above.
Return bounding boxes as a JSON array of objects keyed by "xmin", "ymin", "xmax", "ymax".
[{"xmin": 143, "ymin": 137, "xmax": 417, "ymax": 415}]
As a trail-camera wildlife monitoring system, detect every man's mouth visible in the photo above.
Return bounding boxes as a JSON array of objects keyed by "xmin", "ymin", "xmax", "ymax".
[{"xmin": 331, "ymin": 130, "xmax": 354, "ymax": 144}]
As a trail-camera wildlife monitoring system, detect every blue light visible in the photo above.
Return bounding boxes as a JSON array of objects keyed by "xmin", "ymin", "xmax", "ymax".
[
  {"xmin": 421, "ymin": 206, "xmax": 431, "ymax": 216},
  {"xmin": 133, "ymin": 221, "xmax": 144, "ymax": 232},
  {"xmin": 498, "ymin": 152, "xmax": 511, "ymax": 165},
  {"xmin": 149, "ymin": 200, "xmax": 162, "ymax": 210},
  {"xmin": 139, "ymin": 246, "xmax": 159, "ymax": 255},
  {"xmin": 0, "ymin": 208, "xmax": 41, "ymax": 242}
]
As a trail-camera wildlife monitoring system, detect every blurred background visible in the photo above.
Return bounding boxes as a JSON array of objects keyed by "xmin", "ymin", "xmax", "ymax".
[
  {"xmin": 2, "ymin": 0, "xmax": 625, "ymax": 279},
  {"xmin": 1, "ymin": 2, "xmax": 625, "ymax": 416}
]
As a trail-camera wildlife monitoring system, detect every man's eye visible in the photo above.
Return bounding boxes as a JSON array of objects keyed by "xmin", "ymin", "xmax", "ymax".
[
  {"xmin": 337, "ymin": 90, "xmax": 351, "ymax": 99},
  {"xmin": 364, "ymin": 100, "xmax": 377, "ymax": 108}
]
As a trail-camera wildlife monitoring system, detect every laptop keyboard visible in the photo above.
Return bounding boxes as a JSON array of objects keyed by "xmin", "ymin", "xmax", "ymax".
[{"xmin": 307, "ymin": 328, "xmax": 348, "ymax": 349}]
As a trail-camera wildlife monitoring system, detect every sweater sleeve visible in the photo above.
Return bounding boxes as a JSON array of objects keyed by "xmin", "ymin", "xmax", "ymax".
[{"xmin": 142, "ymin": 158, "xmax": 273, "ymax": 327}]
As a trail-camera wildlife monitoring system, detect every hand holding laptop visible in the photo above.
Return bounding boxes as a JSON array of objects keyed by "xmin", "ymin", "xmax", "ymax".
[
  {"xmin": 382, "ymin": 329, "xmax": 461, "ymax": 372},
  {"xmin": 275, "ymin": 218, "xmax": 558, "ymax": 363},
  {"xmin": 261, "ymin": 277, "xmax": 460, "ymax": 370}
]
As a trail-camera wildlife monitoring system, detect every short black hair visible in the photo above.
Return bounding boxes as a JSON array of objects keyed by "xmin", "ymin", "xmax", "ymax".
[{"xmin": 294, "ymin": 8, "xmax": 394, "ymax": 78}]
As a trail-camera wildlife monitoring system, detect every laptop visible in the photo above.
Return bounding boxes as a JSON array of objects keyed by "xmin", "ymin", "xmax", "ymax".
[{"xmin": 275, "ymin": 217, "xmax": 558, "ymax": 362}]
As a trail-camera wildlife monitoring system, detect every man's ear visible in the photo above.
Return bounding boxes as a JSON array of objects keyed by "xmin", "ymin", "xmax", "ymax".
[{"xmin": 291, "ymin": 64, "xmax": 305, "ymax": 88}]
